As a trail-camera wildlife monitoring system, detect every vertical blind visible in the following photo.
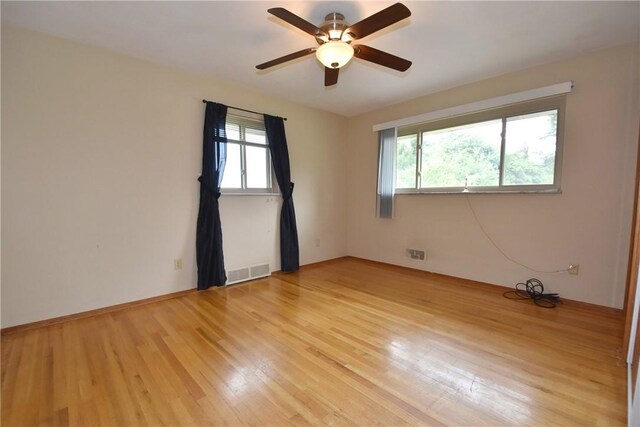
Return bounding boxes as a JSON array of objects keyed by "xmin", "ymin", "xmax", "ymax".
[{"xmin": 377, "ymin": 128, "xmax": 396, "ymax": 218}]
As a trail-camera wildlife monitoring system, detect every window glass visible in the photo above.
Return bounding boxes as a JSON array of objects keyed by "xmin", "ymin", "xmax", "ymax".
[
  {"xmin": 221, "ymin": 143, "xmax": 242, "ymax": 189},
  {"xmin": 396, "ymin": 134, "xmax": 418, "ymax": 188},
  {"xmin": 221, "ymin": 114, "xmax": 273, "ymax": 193},
  {"xmin": 421, "ymin": 119, "xmax": 502, "ymax": 188},
  {"xmin": 503, "ymin": 110, "xmax": 557, "ymax": 186},
  {"xmin": 395, "ymin": 96, "xmax": 564, "ymax": 193},
  {"xmin": 246, "ymin": 128, "xmax": 267, "ymax": 145},
  {"xmin": 225, "ymin": 123, "xmax": 240, "ymax": 141},
  {"xmin": 246, "ymin": 146, "xmax": 269, "ymax": 188}
]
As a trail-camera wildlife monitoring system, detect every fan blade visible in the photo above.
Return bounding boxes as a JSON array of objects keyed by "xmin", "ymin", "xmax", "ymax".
[
  {"xmin": 268, "ymin": 8, "xmax": 327, "ymax": 38},
  {"xmin": 353, "ymin": 45, "xmax": 412, "ymax": 72},
  {"xmin": 256, "ymin": 48, "xmax": 316, "ymax": 70},
  {"xmin": 346, "ymin": 3, "xmax": 411, "ymax": 40},
  {"xmin": 325, "ymin": 67, "xmax": 339, "ymax": 86}
]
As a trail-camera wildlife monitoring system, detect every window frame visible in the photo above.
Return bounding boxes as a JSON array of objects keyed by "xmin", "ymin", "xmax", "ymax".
[
  {"xmin": 395, "ymin": 96, "xmax": 566, "ymax": 194},
  {"xmin": 221, "ymin": 113, "xmax": 278, "ymax": 195}
]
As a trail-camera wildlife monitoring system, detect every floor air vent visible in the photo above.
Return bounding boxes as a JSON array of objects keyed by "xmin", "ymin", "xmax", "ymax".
[{"xmin": 226, "ymin": 263, "xmax": 270, "ymax": 285}]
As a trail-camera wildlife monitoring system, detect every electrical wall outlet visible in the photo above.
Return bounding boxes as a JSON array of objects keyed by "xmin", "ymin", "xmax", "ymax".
[
  {"xmin": 568, "ymin": 264, "xmax": 579, "ymax": 275},
  {"xmin": 407, "ymin": 249, "xmax": 426, "ymax": 260},
  {"xmin": 174, "ymin": 258, "xmax": 183, "ymax": 270}
]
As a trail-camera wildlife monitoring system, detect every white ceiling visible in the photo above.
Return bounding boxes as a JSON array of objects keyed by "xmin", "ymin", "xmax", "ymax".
[{"xmin": 2, "ymin": 1, "xmax": 639, "ymax": 117}]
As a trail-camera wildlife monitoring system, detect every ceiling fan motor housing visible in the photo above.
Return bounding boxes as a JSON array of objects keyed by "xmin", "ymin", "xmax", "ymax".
[{"xmin": 317, "ymin": 13, "xmax": 351, "ymax": 43}]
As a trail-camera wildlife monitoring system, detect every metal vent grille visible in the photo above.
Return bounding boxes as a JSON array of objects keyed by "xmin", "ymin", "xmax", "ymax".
[{"xmin": 226, "ymin": 263, "xmax": 270, "ymax": 285}]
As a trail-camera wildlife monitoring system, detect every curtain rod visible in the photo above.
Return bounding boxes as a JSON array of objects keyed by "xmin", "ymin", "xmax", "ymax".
[{"xmin": 202, "ymin": 100, "xmax": 287, "ymax": 121}]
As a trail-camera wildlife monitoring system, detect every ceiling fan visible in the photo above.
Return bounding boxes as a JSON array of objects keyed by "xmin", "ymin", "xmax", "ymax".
[{"xmin": 256, "ymin": 3, "xmax": 412, "ymax": 86}]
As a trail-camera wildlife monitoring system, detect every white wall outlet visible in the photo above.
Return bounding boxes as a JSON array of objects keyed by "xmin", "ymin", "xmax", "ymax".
[
  {"xmin": 407, "ymin": 249, "xmax": 426, "ymax": 260},
  {"xmin": 315, "ymin": 238, "xmax": 320, "ymax": 247},
  {"xmin": 568, "ymin": 263, "xmax": 579, "ymax": 275},
  {"xmin": 174, "ymin": 258, "xmax": 183, "ymax": 270}
]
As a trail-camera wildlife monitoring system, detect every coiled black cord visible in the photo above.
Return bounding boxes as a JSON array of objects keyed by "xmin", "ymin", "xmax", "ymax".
[{"xmin": 503, "ymin": 278, "xmax": 560, "ymax": 308}]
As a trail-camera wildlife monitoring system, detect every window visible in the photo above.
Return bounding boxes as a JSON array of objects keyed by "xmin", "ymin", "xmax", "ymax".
[
  {"xmin": 396, "ymin": 96, "xmax": 565, "ymax": 193},
  {"xmin": 221, "ymin": 114, "xmax": 275, "ymax": 193}
]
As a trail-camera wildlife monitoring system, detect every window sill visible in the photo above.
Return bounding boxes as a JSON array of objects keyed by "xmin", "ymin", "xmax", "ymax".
[
  {"xmin": 221, "ymin": 192, "xmax": 281, "ymax": 197},
  {"xmin": 395, "ymin": 189, "xmax": 562, "ymax": 195}
]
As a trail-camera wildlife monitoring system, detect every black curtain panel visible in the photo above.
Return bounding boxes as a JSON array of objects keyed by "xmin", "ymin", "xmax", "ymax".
[
  {"xmin": 196, "ymin": 102, "xmax": 228, "ymax": 290},
  {"xmin": 264, "ymin": 115, "xmax": 300, "ymax": 272}
]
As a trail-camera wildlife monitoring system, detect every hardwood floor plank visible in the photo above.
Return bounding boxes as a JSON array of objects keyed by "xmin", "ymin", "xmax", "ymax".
[{"xmin": 1, "ymin": 258, "xmax": 626, "ymax": 426}]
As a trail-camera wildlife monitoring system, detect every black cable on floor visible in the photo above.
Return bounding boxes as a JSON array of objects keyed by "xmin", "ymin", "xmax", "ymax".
[{"xmin": 503, "ymin": 278, "xmax": 560, "ymax": 308}]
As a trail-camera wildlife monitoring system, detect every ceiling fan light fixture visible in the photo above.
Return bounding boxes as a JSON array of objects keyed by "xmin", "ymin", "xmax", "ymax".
[{"xmin": 316, "ymin": 41, "xmax": 354, "ymax": 69}]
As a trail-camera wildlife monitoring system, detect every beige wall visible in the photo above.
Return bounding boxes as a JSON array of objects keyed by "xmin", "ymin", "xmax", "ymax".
[
  {"xmin": 346, "ymin": 43, "xmax": 639, "ymax": 308},
  {"xmin": 2, "ymin": 27, "xmax": 638, "ymax": 329},
  {"xmin": 1, "ymin": 27, "xmax": 348, "ymax": 328}
]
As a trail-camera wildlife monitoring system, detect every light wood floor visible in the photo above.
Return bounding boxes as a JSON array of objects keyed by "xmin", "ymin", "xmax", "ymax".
[{"xmin": 1, "ymin": 257, "xmax": 626, "ymax": 426}]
